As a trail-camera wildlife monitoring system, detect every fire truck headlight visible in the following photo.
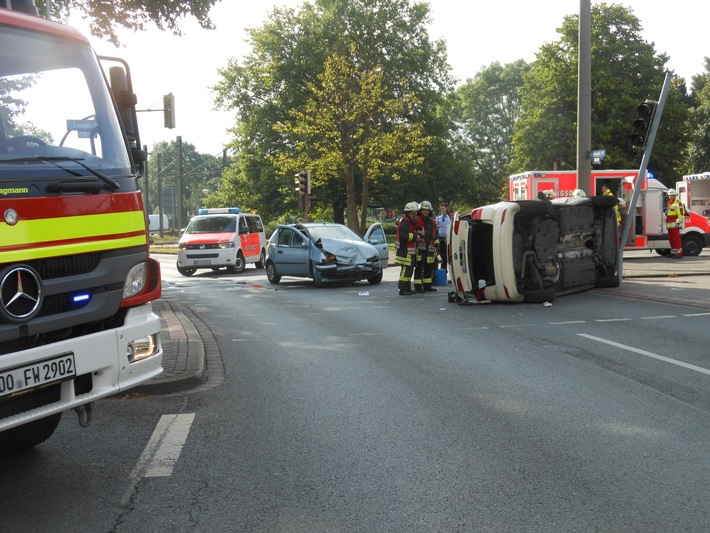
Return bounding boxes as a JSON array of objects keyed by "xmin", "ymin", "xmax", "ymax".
[
  {"xmin": 127, "ymin": 333, "xmax": 159, "ymax": 362},
  {"xmin": 124, "ymin": 262, "xmax": 147, "ymax": 298}
]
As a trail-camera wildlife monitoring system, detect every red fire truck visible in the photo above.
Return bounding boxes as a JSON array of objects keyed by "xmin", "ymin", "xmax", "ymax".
[
  {"xmin": 0, "ymin": 2, "xmax": 163, "ymax": 452},
  {"xmin": 509, "ymin": 169, "xmax": 710, "ymax": 256}
]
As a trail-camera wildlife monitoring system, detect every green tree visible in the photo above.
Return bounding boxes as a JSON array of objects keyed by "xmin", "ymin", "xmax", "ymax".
[
  {"xmin": 212, "ymin": 0, "xmax": 452, "ymax": 227},
  {"xmin": 34, "ymin": 0, "xmax": 217, "ymax": 45},
  {"xmin": 511, "ymin": 3, "xmax": 690, "ymax": 185},
  {"xmin": 685, "ymin": 58, "xmax": 710, "ymax": 173},
  {"xmin": 145, "ymin": 140, "xmax": 223, "ymax": 225},
  {"xmin": 273, "ymin": 48, "xmax": 431, "ymax": 234},
  {"xmin": 453, "ymin": 60, "xmax": 530, "ymax": 202}
]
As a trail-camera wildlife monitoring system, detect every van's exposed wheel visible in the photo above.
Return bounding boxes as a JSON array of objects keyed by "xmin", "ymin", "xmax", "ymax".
[
  {"xmin": 516, "ymin": 200, "xmax": 553, "ymax": 216},
  {"xmin": 682, "ymin": 234, "xmax": 703, "ymax": 257},
  {"xmin": 176, "ymin": 263, "xmax": 196, "ymax": 276},
  {"xmin": 266, "ymin": 261, "xmax": 280, "ymax": 284},
  {"xmin": 0, "ymin": 413, "xmax": 62, "ymax": 453}
]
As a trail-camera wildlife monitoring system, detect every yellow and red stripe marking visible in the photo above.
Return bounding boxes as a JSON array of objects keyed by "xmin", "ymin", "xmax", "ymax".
[{"xmin": 0, "ymin": 193, "xmax": 148, "ymax": 262}]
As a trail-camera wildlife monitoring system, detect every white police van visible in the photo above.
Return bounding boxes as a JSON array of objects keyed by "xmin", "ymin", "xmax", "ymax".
[{"xmin": 176, "ymin": 207, "xmax": 266, "ymax": 276}]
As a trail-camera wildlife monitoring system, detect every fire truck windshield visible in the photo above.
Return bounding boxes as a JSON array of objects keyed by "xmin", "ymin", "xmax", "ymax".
[{"xmin": 0, "ymin": 25, "xmax": 131, "ymax": 178}]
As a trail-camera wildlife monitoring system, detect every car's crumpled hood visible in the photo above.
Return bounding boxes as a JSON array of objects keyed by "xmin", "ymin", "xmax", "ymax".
[{"xmin": 316, "ymin": 237, "xmax": 377, "ymax": 263}]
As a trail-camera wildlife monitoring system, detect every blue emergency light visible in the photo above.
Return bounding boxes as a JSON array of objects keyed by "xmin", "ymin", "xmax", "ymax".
[{"xmin": 197, "ymin": 207, "xmax": 240, "ymax": 215}]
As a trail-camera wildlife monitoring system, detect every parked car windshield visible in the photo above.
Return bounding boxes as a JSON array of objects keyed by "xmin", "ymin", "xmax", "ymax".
[{"xmin": 306, "ymin": 225, "xmax": 362, "ymax": 242}]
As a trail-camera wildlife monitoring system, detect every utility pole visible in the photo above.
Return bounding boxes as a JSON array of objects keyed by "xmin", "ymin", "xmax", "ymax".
[
  {"xmin": 177, "ymin": 135, "xmax": 184, "ymax": 230},
  {"xmin": 577, "ymin": 0, "xmax": 592, "ymax": 195}
]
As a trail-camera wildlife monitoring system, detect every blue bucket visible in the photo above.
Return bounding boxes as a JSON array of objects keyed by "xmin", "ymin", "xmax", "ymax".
[{"xmin": 433, "ymin": 268, "xmax": 447, "ymax": 286}]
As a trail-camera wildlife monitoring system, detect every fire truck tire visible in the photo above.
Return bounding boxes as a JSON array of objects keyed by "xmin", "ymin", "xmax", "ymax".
[
  {"xmin": 523, "ymin": 288, "xmax": 556, "ymax": 303},
  {"xmin": 367, "ymin": 272, "xmax": 383, "ymax": 284},
  {"xmin": 0, "ymin": 413, "xmax": 62, "ymax": 454},
  {"xmin": 230, "ymin": 252, "xmax": 246, "ymax": 273},
  {"xmin": 176, "ymin": 263, "xmax": 196, "ymax": 276},
  {"xmin": 654, "ymin": 249, "xmax": 672, "ymax": 256},
  {"xmin": 266, "ymin": 261, "xmax": 281, "ymax": 284},
  {"xmin": 595, "ymin": 275, "xmax": 620, "ymax": 288},
  {"xmin": 255, "ymin": 250, "xmax": 266, "ymax": 269},
  {"xmin": 682, "ymin": 235, "xmax": 703, "ymax": 257}
]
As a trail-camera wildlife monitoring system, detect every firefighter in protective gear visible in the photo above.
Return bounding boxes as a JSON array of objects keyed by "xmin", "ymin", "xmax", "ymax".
[
  {"xmin": 602, "ymin": 184, "xmax": 621, "ymax": 228},
  {"xmin": 665, "ymin": 189, "xmax": 685, "ymax": 258},
  {"xmin": 395, "ymin": 202, "xmax": 419, "ymax": 295},
  {"xmin": 414, "ymin": 200, "xmax": 439, "ymax": 292}
]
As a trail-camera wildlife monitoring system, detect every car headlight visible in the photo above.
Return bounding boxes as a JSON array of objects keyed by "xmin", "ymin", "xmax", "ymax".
[
  {"xmin": 178, "ymin": 242, "xmax": 187, "ymax": 250},
  {"xmin": 219, "ymin": 241, "xmax": 236, "ymax": 249},
  {"xmin": 124, "ymin": 262, "xmax": 147, "ymax": 298}
]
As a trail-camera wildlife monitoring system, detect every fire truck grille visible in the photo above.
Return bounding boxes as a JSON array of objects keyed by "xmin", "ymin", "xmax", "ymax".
[{"xmin": 26, "ymin": 253, "xmax": 102, "ymax": 279}]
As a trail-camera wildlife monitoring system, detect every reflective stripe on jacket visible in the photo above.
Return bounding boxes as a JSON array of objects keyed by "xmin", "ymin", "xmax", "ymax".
[{"xmin": 666, "ymin": 199, "xmax": 685, "ymax": 229}]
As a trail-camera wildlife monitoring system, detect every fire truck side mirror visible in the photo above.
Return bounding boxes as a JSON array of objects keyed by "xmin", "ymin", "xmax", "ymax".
[{"xmin": 629, "ymin": 100, "xmax": 657, "ymax": 149}]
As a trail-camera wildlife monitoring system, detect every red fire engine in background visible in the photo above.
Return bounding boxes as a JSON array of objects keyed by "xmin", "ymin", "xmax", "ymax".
[{"xmin": 509, "ymin": 169, "xmax": 710, "ymax": 256}]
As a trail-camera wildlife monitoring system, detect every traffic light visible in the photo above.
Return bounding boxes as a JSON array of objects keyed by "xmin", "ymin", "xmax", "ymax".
[
  {"xmin": 629, "ymin": 100, "xmax": 657, "ymax": 149},
  {"xmin": 163, "ymin": 92, "xmax": 175, "ymax": 129},
  {"xmin": 294, "ymin": 171, "xmax": 308, "ymax": 195}
]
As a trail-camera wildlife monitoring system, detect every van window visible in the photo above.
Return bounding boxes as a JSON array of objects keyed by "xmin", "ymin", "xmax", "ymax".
[
  {"xmin": 247, "ymin": 216, "xmax": 264, "ymax": 233},
  {"xmin": 239, "ymin": 217, "xmax": 249, "ymax": 235}
]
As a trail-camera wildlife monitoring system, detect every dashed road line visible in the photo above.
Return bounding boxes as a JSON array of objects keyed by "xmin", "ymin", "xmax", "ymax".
[{"xmin": 578, "ymin": 334, "xmax": 710, "ymax": 376}]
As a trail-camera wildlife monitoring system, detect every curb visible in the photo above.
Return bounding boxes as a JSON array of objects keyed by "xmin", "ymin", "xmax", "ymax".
[{"xmin": 130, "ymin": 299, "xmax": 207, "ymax": 395}]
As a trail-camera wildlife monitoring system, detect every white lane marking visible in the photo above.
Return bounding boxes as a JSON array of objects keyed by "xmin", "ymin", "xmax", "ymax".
[
  {"xmin": 578, "ymin": 334, "xmax": 710, "ymax": 376},
  {"xmin": 550, "ymin": 321, "xmax": 587, "ymax": 325},
  {"xmin": 639, "ymin": 315, "xmax": 676, "ymax": 319},
  {"xmin": 132, "ymin": 413, "xmax": 196, "ymax": 479},
  {"xmin": 594, "ymin": 318, "xmax": 632, "ymax": 322},
  {"xmin": 683, "ymin": 312, "xmax": 710, "ymax": 317}
]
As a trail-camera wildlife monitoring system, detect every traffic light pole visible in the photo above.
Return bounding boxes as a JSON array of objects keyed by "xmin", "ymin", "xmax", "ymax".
[{"xmin": 617, "ymin": 71, "xmax": 672, "ymax": 284}]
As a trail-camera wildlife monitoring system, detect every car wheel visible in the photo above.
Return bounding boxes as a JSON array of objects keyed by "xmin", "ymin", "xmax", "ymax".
[
  {"xmin": 682, "ymin": 234, "xmax": 703, "ymax": 257},
  {"xmin": 367, "ymin": 272, "xmax": 383, "ymax": 284},
  {"xmin": 232, "ymin": 251, "xmax": 246, "ymax": 273},
  {"xmin": 312, "ymin": 268, "xmax": 325, "ymax": 288},
  {"xmin": 523, "ymin": 288, "xmax": 556, "ymax": 303},
  {"xmin": 0, "ymin": 413, "xmax": 62, "ymax": 453},
  {"xmin": 595, "ymin": 275, "xmax": 620, "ymax": 288},
  {"xmin": 590, "ymin": 195, "xmax": 619, "ymax": 208},
  {"xmin": 255, "ymin": 249, "xmax": 266, "ymax": 269},
  {"xmin": 654, "ymin": 249, "xmax": 672, "ymax": 256},
  {"xmin": 266, "ymin": 261, "xmax": 281, "ymax": 284},
  {"xmin": 176, "ymin": 263, "xmax": 196, "ymax": 277}
]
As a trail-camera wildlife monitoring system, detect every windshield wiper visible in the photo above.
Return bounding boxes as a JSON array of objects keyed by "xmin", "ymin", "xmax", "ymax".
[{"xmin": 0, "ymin": 156, "xmax": 120, "ymax": 191}]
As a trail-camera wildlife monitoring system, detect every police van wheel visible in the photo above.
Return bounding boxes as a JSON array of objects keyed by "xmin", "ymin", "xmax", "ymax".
[
  {"xmin": 266, "ymin": 261, "xmax": 281, "ymax": 284},
  {"xmin": 0, "ymin": 413, "xmax": 62, "ymax": 453},
  {"xmin": 176, "ymin": 263, "xmax": 196, "ymax": 276},
  {"xmin": 232, "ymin": 252, "xmax": 246, "ymax": 273}
]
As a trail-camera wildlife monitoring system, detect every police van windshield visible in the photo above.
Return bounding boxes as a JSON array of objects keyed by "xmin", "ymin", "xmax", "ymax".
[
  {"xmin": 186, "ymin": 216, "xmax": 237, "ymax": 233},
  {"xmin": 0, "ymin": 26, "xmax": 131, "ymax": 178}
]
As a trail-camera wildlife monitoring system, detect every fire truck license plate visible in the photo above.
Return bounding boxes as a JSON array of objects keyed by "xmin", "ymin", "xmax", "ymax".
[{"xmin": 0, "ymin": 353, "xmax": 76, "ymax": 398}]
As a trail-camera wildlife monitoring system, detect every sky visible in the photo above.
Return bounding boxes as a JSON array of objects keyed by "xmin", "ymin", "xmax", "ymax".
[{"xmin": 74, "ymin": 0, "xmax": 710, "ymax": 156}]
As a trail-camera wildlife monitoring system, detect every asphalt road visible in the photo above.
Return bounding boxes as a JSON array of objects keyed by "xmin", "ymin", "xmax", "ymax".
[{"xmin": 2, "ymin": 255, "xmax": 710, "ymax": 532}]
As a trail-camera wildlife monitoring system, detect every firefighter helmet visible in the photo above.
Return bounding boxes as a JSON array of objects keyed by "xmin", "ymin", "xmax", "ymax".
[
  {"xmin": 404, "ymin": 201, "xmax": 418, "ymax": 212},
  {"xmin": 572, "ymin": 189, "xmax": 586, "ymax": 198},
  {"xmin": 668, "ymin": 188, "xmax": 677, "ymax": 196},
  {"xmin": 420, "ymin": 200, "xmax": 433, "ymax": 210}
]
